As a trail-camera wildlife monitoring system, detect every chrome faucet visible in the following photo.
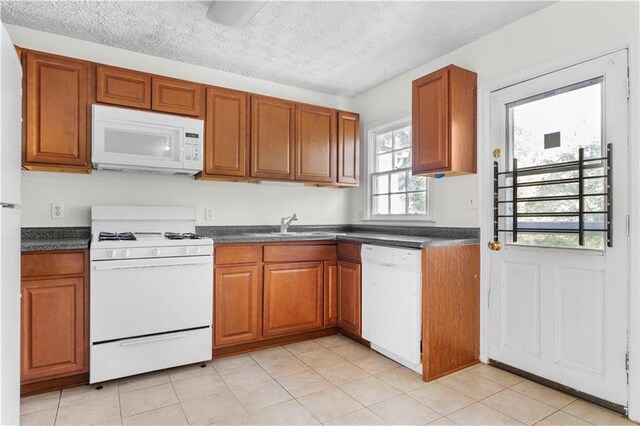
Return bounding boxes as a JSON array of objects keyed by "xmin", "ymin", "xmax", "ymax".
[{"xmin": 280, "ymin": 213, "xmax": 299, "ymax": 233}]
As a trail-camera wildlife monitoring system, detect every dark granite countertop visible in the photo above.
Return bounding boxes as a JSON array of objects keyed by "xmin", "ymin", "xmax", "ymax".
[
  {"xmin": 21, "ymin": 227, "xmax": 91, "ymax": 252},
  {"xmin": 198, "ymin": 225, "xmax": 479, "ymax": 249},
  {"xmin": 21, "ymin": 225, "xmax": 480, "ymax": 252}
]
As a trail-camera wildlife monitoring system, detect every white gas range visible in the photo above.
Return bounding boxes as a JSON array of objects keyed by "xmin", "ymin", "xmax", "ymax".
[{"xmin": 89, "ymin": 205, "xmax": 213, "ymax": 384}]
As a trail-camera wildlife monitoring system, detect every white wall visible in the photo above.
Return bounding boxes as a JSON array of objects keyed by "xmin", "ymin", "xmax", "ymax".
[
  {"xmin": 350, "ymin": 1, "xmax": 640, "ymax": 228},
  {"xmin": 6, "ymin": 25, "xmax": 355, "ymax": 227}
]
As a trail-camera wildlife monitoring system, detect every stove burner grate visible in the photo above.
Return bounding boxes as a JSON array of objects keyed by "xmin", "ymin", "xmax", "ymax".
[
  {"xmin": 98, "ymin": 232, "xmax": 137, "ymax": 242},
  {"xmin": 164, "ymin": 232, "xmax": 205, "ymax": 240}
]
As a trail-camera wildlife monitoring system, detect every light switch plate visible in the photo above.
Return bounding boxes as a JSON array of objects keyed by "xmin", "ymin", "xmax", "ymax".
[{"xmin": 205, "ymin": 207, "xmax": 215, "ymax": 221}]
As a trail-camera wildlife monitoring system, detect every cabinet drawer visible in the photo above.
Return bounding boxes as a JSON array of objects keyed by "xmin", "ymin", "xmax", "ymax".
[
  {"xmin": 337, "ymin": 242, "xmax": 361, "ymax": 263},
  {"xmin": 215, "ymin": 244, "xmax": 259, "ymax": 265},
  {"xmin": 263, "ymin": 245, "xmax": 337, "ymax": 263},
  {"xmin": 22, "ymin": 251, "xmax": 86, "ymax": 278}
]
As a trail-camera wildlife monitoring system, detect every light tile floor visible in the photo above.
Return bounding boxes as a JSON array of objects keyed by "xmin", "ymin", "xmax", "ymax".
[{"xmin": 20, "ymin": 334, "xmax": 636, "ymax": 426}]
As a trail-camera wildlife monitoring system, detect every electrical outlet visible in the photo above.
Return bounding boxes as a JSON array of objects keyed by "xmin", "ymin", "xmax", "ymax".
[
  {"xmin": 357, "ymin": 210, "xmax": 364, "ymax": 220},
  {"xmin": 51, "ymin": 203, "xmax": 64, "ymax": 219},
  {"xmin": 205, "ymin": 207, "xmax": 215, "ymax": 221}
]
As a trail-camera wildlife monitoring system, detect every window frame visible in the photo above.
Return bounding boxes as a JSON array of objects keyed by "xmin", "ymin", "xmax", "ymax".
[{"xmin": 362, "ymin": 115, "xmax": 434, "ymax": 223}]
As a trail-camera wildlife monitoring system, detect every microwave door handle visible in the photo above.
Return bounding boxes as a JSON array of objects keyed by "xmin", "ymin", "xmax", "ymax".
[{"xmin": 178, "ymin": 131, "xmax": 185, "ymax": 165}]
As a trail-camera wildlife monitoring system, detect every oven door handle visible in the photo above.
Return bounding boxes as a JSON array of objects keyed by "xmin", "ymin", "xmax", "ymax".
[
  {"xmin": 120, "ymin": 332, "xmax": 189, "ymax": 347},
  {"xmin": 94, "ymin": 260, "xmax": 211, "ymax": 271}
]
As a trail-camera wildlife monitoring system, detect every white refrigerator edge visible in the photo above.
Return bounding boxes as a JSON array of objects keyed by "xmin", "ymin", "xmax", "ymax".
[{"xmin": 0, "ymin": 21, "xmax": 23, "ymax": 426}]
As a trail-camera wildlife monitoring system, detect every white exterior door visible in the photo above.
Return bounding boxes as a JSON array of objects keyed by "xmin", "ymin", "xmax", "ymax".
[{"xmin": 487, "ymin": 50, "xmax": 629, "ymax": 406}]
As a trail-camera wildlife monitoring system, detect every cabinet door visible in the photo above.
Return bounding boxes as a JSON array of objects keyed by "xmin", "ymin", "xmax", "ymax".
[
  {"xmin": 152, "ymin": 76, "xmax": 204, "ymax": 117},
  {"xmin": 214, "ymin": 265, "xmax": 260, "ymax": 347},
  {"xmin": 21, "ymin": 277, "xmax": 87, "ymax": 382},
  {"xmin": 337, "ymin": 112, "xmax": 360, "ymax": 185},
  {"xmin": 204, "ymin": 87, "xmax": 248, "ymax": 177},
  {"xmin": 338, "ymin": 261, "xmax": 361, "ymax": 335},
  {"xmin": 96, "ymin": 65, "xmax": 151, "ymax": 109},
  {"xmin": 263, "ymin": 262, "xmax": 323, "ymax": 337},
  {"xmin": 324, "ymin": 261, "xmax": 338, "ymax": 327},
  {"xmin": 24, "ymin": 52, "xmax": 90, "ymax": 169},
  {"xmin": 296, "ymin": 104, "xmax": 336, "ymax": 183},
  {"xmin": 412, "ymin": 68, "xmax": 449, "ymax": 173},
  {"xmin": 250, "ymin": 95, "xmax": 296, "ymax": 180}
]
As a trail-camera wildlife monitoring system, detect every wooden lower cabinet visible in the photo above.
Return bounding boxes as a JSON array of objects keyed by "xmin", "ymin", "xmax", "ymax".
[
  {"xmin": 214, "ymin": 265, "xmax": 260, "ymax": 347},
  {"xmin": 422, "ymin": 244, "xmax": 480, "ymax": 380},
  {"xmin": 337, "ymin": 260, "xmax": 361, "ymax": 336},
  {"xmin": 263, "ymin": 262, "xmax": 324, "ymax": 337},
  {"xmin": 21, "ymin": 250, "xmax": 88, "ymax": 385},
  {"xmin": 324, "ymin": 261, "xmax": 338, "ymax": 326}
]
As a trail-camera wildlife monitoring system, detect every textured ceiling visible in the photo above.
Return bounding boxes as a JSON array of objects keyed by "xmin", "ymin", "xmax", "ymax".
[{"xmin": 1, "ymin": 1, "xmax": 552, "ymax": 97}]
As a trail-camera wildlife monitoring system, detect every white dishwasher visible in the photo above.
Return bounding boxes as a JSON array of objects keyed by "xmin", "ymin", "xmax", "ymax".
[{"xmin": 361, "ymin": 244, "xmax": 422, "ymax": 373}]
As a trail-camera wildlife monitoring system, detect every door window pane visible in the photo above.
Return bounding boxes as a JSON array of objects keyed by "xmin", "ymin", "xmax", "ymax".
[{"xmin": 507, "ymin": 79, "xmax": 605, "ymax": 249}]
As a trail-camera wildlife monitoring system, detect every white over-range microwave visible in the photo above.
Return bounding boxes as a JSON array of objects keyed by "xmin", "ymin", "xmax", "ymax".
[{"xmin": 92, "ymin": 105, "xmax": 204, "ymax": 175}]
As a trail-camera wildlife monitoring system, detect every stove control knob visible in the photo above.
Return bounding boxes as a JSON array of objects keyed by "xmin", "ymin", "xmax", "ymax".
[
  {"xmin": 182, "ymin": 247, "xmax": 189, "ymax": 255},
  {"xmin": 191, "ymin": 247, "xmax": 200, "ymax": 255},
  {"xmin": 152, "ymin": 248, "xmax": 161, "ymax": 256},
  {"xmin": 121, "ymin": 249, "xmax": 132, "ymax": 258},
  {"xmin": 107, "ymin": 249, "xmax": 118, "ymax": 258}
]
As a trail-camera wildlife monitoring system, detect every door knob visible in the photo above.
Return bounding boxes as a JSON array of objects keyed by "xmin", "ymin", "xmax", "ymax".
[{"xmin": 488, "ymin": 241, "xmax": 503, "ymax": 251}]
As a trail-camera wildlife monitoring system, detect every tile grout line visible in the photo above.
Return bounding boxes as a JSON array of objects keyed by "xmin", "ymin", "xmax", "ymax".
[
  {"xmin": 165, "ymin": 368, "xmax": 189, "ymax": 426},
  {"xmin": 53, "ymin": 390, "xmax": 61, "ymax": 426}
]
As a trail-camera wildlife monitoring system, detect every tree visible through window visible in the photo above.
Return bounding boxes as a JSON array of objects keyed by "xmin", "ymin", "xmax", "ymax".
[{"xmin": 370, "ymin": 123, "xmax": 429, "ymax": 217}]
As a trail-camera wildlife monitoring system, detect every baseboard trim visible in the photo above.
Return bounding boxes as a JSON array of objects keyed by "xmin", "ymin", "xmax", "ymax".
[{"xmin": 21, "ymin": 373, "xmax": 89, "ymax": 397}]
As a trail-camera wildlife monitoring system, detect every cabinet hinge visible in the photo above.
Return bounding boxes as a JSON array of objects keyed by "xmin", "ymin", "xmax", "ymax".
[
  {"xmin": 627, "ymin": 215, "xmax": 631, "ymax": 237},
  {"xmin": 487, "ymin": 287, "xmax": 491, "ymax": 310},
  {"xmin": 626, "ymin": 350, "xmax": 630, "ymax": 384},
  {"xmin": 627, "ymin": 77, "xmax": 631, "ymax": 100}
]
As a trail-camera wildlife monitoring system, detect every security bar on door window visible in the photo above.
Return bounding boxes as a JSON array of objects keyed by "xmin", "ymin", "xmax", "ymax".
[{"xmin": 492, "ymin": 143, "xmax": 612, "ymax": 249}]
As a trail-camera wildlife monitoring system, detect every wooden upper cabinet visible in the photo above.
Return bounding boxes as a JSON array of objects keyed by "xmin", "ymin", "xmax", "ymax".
[
  {"xmin": 263, "ymin": 262, "xmax": 324, "ymax": 337},
  {"xmin": 250, "ymin": 95, "xmax": 296, "ymax": 180},
  {"xmin": 412, "ymin": 65, "xmax": 477, "ymax": 177},
  {"xmin": 152, "ymin": 76, "xmax": 204, "ymax": 118},
  {"xmin": 24, "ymin": 51, "xmax": 91, "ymax": 171},
  {"xmin": 338, "ymin": 260, "xmax": 361, "ymax": 336},
  {"xmin": 296, "ymin": 104, "xmax": 337, "ymax": 183},
  {"xmin": 96, "ymin": 65, "xmax": 151, "ymax": 109},
  {"xmin": 203, "ymin": 86, "xmax": 248, "ymax": 178},
  {"xmin": 337, "ymin": 111, "xmax": 360, "ymax": 186},
  {"xmin": 214, "ymin": 264, "xmax": 260, "ymax": 347}
]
